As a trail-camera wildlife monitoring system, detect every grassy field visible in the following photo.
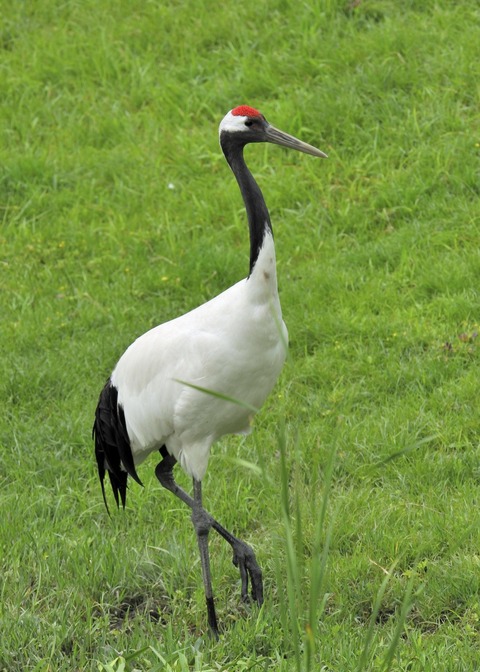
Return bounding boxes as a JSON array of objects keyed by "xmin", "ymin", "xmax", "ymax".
[{"xmin": 1, "ymin": 0, "xmax": 480, "ymax": 669}]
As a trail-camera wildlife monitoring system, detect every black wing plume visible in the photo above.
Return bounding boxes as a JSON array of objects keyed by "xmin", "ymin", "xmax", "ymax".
[{"xmin": 92, "ymin": 379, "xmax": 143, "ymax": 512}]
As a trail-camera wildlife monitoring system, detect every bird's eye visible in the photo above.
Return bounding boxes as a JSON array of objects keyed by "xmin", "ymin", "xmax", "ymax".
[{"xmin": 245, "ymin": 120, "xmax": 253, "ymax": 127}]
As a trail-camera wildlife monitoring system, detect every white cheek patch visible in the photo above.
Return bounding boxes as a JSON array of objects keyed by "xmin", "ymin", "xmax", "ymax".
[{"xmin": 219, "ymin": 111, "xmax": 250, "ymax": 134}]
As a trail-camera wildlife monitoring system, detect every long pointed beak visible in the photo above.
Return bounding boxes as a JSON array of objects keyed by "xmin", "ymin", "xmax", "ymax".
[{"xmin": 265, "ymin": 124, "xmax": 328, "ymax": 158}]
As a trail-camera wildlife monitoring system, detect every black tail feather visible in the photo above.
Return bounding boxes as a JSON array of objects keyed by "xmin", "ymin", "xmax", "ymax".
[
  {"xmin": 93, "ymin": 378, "xmax": 143, "ymax": 511},
  {"xmin": 108, "ymin": 469, "xmax": 129, "ymax": 510}
]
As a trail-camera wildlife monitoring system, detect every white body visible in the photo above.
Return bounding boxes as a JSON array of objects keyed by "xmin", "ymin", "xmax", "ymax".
[{"xmin": 112, "ymin": 231, "xmax": 288, "ymax": 481}]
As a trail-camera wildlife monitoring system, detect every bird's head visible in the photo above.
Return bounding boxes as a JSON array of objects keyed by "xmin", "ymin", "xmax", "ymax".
[{"xmin": 219, "ymin": 105, "xmax": 327, "ymax": 158}]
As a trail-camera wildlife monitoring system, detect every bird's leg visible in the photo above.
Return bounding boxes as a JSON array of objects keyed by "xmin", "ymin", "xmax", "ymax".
[
  {"xmin": 155, "ymin": 453, "xmax": 196, "ymax": 509},
  {"xmin": 155, "ymin": 455, "xmax": 219, "ymax": 636},
  {"xmin": 155, "ymin": 454, "xmax": 263, "ymax": 606},
  {"xmin": 192, "ymin": 478, "xmax": 219, "ymax": 638}
]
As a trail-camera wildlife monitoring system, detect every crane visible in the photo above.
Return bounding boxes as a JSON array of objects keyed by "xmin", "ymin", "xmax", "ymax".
[{"xmin": 92, "ymin": 105, "xmax": 327, "ymax": 637}]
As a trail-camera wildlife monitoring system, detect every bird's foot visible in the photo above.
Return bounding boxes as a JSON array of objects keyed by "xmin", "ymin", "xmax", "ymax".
[{"xmin": 230, "ymin": 539, "xmax": 263, "ymax": 606}]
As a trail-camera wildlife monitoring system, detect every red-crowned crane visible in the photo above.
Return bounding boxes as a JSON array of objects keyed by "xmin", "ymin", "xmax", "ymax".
[{"xmin": 93, "ymin": 105, "xmax": 327, "ymax": 637}]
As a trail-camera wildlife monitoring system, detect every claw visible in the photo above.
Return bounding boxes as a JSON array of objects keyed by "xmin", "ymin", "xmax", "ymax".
[{"xmin": 230, "ymin": 539, "xmax": 263, "ymax": 606}]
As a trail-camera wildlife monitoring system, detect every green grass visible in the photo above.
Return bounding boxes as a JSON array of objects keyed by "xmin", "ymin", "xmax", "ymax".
[{"xmin": 1, "ymin": 0, "xmax": 480, "ymax": 669}]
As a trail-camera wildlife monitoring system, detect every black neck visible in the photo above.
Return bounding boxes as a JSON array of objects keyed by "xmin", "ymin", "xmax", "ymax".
[{"xmin": 221, "ymin": 135, "xmax": 272, "ymax": 274}]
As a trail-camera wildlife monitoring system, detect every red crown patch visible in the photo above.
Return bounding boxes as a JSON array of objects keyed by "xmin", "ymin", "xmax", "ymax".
[{"xmin": 231, "ymin": 105, "xmax": 262, "ymax": 118}]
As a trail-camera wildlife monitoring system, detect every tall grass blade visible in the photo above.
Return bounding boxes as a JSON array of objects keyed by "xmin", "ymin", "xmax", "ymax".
[
  {"xmin": 305, "ymin": 443, "xmax": 336, "ymax": 671},
  {"xmin": 276, "ymin": 425, "xmax": 337, "ymax": 672},
  {"xmin": 382, "ymin": 572, "xmax": 420, "ymax": 671},
  {"xmin": 174, "ymin": 379, "xmax": 259, "ymax": 414},
  {"xmin": 356, "ymin": 559, "xmax": 400, "ymax": 672},
  {"xmin": 278, "ymin": 425, "xmax": 302, "ymax": 671}
]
